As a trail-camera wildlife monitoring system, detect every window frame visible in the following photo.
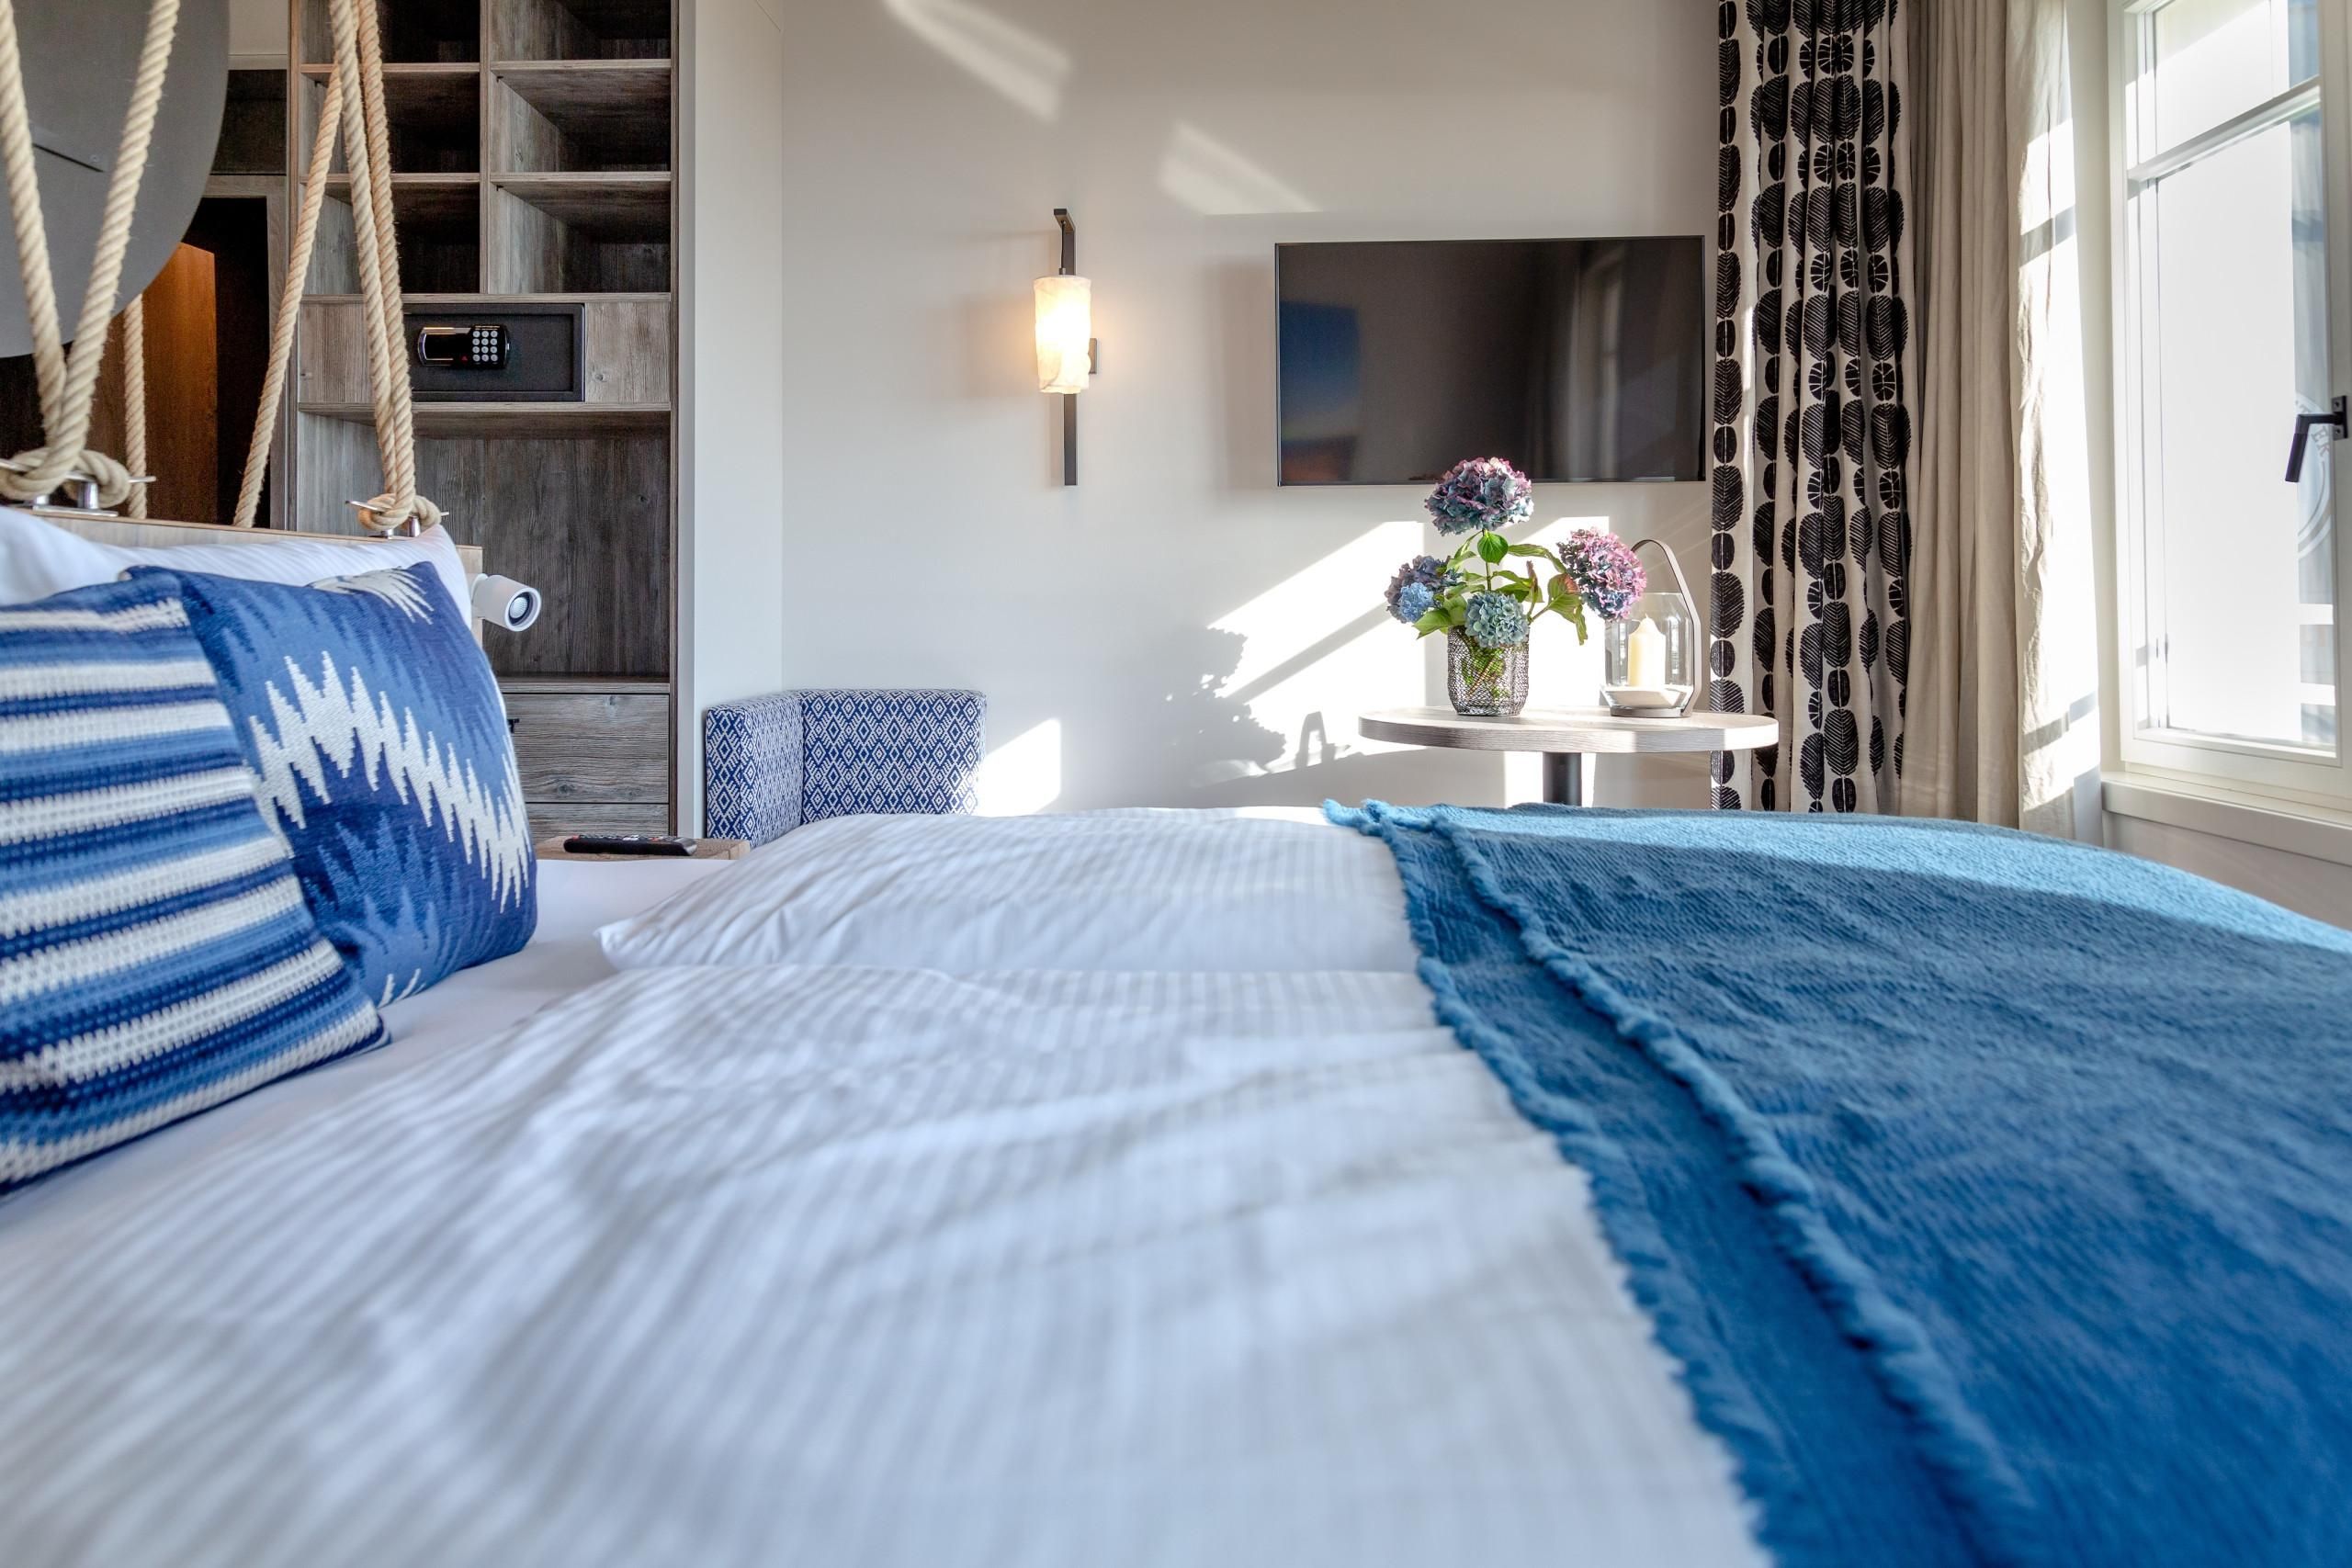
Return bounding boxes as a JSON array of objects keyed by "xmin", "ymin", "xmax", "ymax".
[{"xmin": 2109, "ymin": 0, "xmax": 2352, "ymax": 808}]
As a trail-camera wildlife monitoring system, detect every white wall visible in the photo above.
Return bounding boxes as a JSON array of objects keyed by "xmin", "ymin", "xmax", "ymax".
[
  {"xmin": 769, "ymin": 0, "xmax": 1713, "ymax": 814},
  {"xmin": 229, "ymin": 0, "xmax": 285, "ymax": 60},
  {"xmin": 680, "ymin": 0, "xmax": 790, "ymax": 828}
]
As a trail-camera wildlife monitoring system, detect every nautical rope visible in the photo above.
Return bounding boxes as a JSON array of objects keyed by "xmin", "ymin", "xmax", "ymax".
[
  {"xmin": 121, "ymin": 295, "xmax": 146, "ymax": 517},
  {"xmin": 232, "ymin": 64, "xmax": 342, "ymax": 530},
  {"xmin": 0, "ymin": 0, "xmax": 178, "ymax": 508},
  {"xmin": 329, "ymin": 0, "xmax": 437, "ymax": 535},
  {"xmin": 0, "ymin": 0, "xmax": 435, "ymax": 532}
]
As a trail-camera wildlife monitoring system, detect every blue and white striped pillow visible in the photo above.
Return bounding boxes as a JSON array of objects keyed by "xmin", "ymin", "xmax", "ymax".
[{"xmin": 1, "ymin": 575, "xmax": 386, "ymax": 1190}]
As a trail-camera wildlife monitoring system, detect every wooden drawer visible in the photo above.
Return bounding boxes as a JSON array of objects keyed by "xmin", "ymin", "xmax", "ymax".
[{"xmin": 504, "ymin": 685, "xmax": 671, "ymax": 807}]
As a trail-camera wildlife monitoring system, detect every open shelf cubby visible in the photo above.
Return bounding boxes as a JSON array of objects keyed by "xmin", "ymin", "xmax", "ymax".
[
  {"xmin": 299, "ymin": 65, "xmax": 481, "ymax": 174},
  {"xmin": 306, "ymin": 176, "xmax": 482, "ymax": 296},
  {"xmin": 218, "ymin": 70, "xmax": 289, "ymax": 175},
  {"xmin": 300, "ymin": 0, "xmax": 481, "ymax": 65},
  {"xmin": 488, "ymin": 174, "xmax": 670, "ymax": 293},
  {"xmin": 492, "ymin": 62, "xmax": 671, "ymax": 172},
  {"xmin": 491, "ymin": 0, "xmax": 672, "ymax": 62}
]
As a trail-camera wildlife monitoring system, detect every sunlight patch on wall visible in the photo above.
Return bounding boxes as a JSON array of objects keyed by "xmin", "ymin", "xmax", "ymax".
[
  {"xmin": 1159, "ymin": 122, "xmax": 1319, "ymax": 216},
  {"xmin": 881, "ymin": 0, "xmax": 1070, "ymax": 121},
  {"xmin": 977, "ymin": 718, "xmax": 1063, "ymax": 814},
  {"xmin": 1216, "ymin": 521, "xmax": 1419, "ymax": 691},
  {"xmin": 1209, "ymin": 521, "xmax": 1424, "ymax": 773}
]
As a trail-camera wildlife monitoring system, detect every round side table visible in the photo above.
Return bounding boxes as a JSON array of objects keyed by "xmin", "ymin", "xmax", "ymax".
[{"xmin": 1356, "ymin": 707, "xmax": 1779, "ymax": 805}]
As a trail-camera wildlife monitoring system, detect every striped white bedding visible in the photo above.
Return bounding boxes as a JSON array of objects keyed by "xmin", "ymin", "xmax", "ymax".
[
  {"xmin": 597, "ymin": 807, "xmax": 1425, "ymax": 975},
  {"xmin": 0, "ymin": 962, "xmax": 1764, "ymax": 1568}
]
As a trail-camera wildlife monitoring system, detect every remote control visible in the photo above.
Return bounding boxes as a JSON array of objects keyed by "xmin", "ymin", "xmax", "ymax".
[{"xmin": 562, "ymin": 833, "xmax": 695, "ymax": 857}]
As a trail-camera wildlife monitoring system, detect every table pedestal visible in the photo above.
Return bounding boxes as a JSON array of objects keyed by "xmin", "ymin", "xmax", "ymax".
[{"xmin": 1540, "ymin": 752, "xmax": 1589, "ymax": 806}]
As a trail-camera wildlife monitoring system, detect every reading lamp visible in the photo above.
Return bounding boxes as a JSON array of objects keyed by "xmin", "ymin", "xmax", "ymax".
[{"xmin": 1035, "ymin": 209, "xmax": 1095, "ymax": 485}]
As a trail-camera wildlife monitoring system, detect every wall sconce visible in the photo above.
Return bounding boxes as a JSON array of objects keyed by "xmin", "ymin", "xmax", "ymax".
[{"xmin": 1035, "ymin": 208, "xmax": 1096, "ymax": 485}]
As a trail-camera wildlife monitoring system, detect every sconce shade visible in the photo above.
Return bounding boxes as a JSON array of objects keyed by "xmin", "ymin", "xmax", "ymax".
[{"xmin": 1035, "ymin": 274, "xmax": 1092, "ymax": 393}]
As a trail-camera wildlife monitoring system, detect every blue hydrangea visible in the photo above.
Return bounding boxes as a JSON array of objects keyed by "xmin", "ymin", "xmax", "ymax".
[
  {"xmin": 1385, "ymin": 554, "xmax": 1454, "ymax": 623},
  {"xmin": 1396, "ymin": 581, "xmax": 1436, "ymax": 622},
  {"xmin": 1463, "ymin": 591, "xmax": 1528, "ymax": 649}
]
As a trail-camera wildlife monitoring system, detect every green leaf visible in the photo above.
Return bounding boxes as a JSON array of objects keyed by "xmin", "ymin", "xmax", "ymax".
[
  {"xmin": 1412, "ymin": 606, "xmax": 1453, "ymax": 636},
  {"xmin": 1505, "ymin": 543, "xmax": 1558, "ymax": 562},
  {"xmin": 1476, "ymin": 530, "xmax": 1509, "ymax": 565}
]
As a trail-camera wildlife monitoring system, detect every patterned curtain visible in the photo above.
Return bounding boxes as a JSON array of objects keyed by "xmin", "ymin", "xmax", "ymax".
[{"xmin": 1710, "ymin": 0, "xmax": 1913, "ymax": 813}]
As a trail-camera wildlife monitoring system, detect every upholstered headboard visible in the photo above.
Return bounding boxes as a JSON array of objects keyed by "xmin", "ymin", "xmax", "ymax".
[{"xmin": 705, "ymin": 689, "xmax": 986, "ymax": 847}]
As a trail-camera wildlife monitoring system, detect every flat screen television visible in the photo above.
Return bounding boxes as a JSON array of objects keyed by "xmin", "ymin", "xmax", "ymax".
[{"xmin": 1276, "ymin": 236, "xmax": 1707, "ymax": 486}]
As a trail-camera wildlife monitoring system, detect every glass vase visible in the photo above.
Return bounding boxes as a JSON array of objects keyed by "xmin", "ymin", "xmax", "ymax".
[
  {"xmin": 1602, "ymin": 590, "xmax": 1701, "ymax": 716},
  {"xmin": 1447, "ymin": 628, "xmax": 1530, "ymax": 716}
]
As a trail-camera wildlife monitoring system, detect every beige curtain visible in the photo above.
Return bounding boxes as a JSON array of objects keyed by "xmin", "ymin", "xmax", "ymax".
[{"xmin": 1905, "ymin": 0, "xmax": 2102, "ymax": 839}]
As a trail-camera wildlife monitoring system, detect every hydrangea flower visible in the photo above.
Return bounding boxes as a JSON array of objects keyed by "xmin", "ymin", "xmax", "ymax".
[
  {"xmin": 1463, "ymin": 591, "xmax": 1528, "ymax": 649},
  {"xmin": 1555, "ymin": 528, "xmax": 1646, "ymax": 621},
  {"xmin": 1423, "ymin": 457, "xmax": 1534, "ymax": 536},
  {"xmin": 1384, "ymin": 554, "xmax": 1454, "ymax": 623}
]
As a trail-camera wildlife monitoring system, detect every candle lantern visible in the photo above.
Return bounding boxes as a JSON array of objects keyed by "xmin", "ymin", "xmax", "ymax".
[{"xmin": 1601, "ymin": 538, "xmax": 1703, "ymax": 717}]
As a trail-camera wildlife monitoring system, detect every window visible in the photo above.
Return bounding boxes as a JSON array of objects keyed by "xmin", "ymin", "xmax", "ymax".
[{"xmin": 2116, "ymin": 0, "xmax": 2352, "ymax": 804}]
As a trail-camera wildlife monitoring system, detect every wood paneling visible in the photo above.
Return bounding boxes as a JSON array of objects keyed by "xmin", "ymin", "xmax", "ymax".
[
  {"xmin": 296, "ymin": 299, "xmax": 371, "ymax": 407},
  {"xmin": 526, "ymin": 800, "xmax": 673, "ymax": 837},
  {"xmin": 302, "ymin": 401, "xmax": 669, "ymax": 437},
  {"xmin": 291, "ymin": 409, "xmax": 387, "ymax": 533},
  {"xmin": 582, "ymin": 299, "xmax": 669, "ymax": 402},
  {"xmin": 506, "ymin": 685, "xmax": 671, "ymax": 802},
  {"xmin": 413, "ymin": 433, "xmax": 671, "ymax": 676}
]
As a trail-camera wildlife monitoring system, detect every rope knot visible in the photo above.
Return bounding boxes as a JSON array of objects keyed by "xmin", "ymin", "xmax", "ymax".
[
  {"xmin": 0, "ymin": 446, "xmax": 138, "ymax": 508},
  {"xmin": 357, "ymin": 491, "xmax": 445, "ymax": 536}
]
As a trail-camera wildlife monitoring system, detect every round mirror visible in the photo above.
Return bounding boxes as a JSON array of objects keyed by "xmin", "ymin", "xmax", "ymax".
[{"xmin": 0, "ymin": 0, "xmax": 228, "ymax": 360}]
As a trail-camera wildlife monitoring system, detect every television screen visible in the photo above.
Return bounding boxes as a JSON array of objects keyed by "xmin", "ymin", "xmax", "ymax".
[{"xmin": 1276, "ymin": 236, "xmax": 1707, "ymax": 486}]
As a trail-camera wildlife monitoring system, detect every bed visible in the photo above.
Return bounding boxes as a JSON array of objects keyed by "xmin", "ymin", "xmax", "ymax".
[
  {"xmin": 8, "ymin": 518, "xmax": 2352, "ymax": 1568},
  {"xmin": 0, "ymin": 830, "xmax": 1763, "ymax": 1568}
]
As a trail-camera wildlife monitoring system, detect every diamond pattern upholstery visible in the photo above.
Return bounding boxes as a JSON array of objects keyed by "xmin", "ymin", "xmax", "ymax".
[{"xmin": 704, "ymin": 689, "xmax": 985, "ymax": 846}]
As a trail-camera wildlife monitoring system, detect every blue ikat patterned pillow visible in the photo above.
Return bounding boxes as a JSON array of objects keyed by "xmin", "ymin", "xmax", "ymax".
[
  {"xmin": 139, "ymin": 562, "xmax": 537, "ymax": 1007},
  {"xmin": 1, "ymin": 576, "xmax": 385, "ymax": 1189}
]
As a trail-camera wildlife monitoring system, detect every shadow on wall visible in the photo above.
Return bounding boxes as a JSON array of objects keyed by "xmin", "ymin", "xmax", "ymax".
[{"xmin": 1161, "ymin": 626, "xmax": 1287, "ymax": 786}]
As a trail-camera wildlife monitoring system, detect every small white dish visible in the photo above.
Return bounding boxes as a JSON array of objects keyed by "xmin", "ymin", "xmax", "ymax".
[{"xmin": 1601, "ymin": 684, "xmax": 1691, "ymax": 712}]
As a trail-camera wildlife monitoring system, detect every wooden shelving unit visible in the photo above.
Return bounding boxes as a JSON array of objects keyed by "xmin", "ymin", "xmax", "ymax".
[{"xmin": 286, "ymin": 0, "xmax": 678, "ymax": 837}]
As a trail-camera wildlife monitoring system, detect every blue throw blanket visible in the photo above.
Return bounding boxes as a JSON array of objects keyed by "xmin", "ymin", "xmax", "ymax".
[{"xmin": 1331, "ymin": 802, "xmax": 2352, "ymax": 1568}]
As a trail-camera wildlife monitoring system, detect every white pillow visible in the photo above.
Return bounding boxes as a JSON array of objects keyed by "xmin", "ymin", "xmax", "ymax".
[
  {"xmin": 0, "ymin": 505, "xmax": 473, "ymax": 615},
  {"xmin": 597, "ymin": 807, "xmax": 1422, "ymax": 975}
]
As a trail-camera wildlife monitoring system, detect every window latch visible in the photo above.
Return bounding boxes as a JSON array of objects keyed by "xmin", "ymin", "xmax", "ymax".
[{"xmin": 2285, "ymin": 396, "xmax": 2346, "ymax": 482}]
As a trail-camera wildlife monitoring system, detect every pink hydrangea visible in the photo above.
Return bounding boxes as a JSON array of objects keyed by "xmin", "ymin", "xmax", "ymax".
[{"xmin": 1555, "ymin": 529, "xmax": 1645, "ymax": 620}]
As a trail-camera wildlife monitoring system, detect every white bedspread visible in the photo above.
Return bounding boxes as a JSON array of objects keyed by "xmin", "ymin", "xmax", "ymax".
[{"xmin": 0, "ymin": 964, "xmax": 1763, "ymax": 1568}]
